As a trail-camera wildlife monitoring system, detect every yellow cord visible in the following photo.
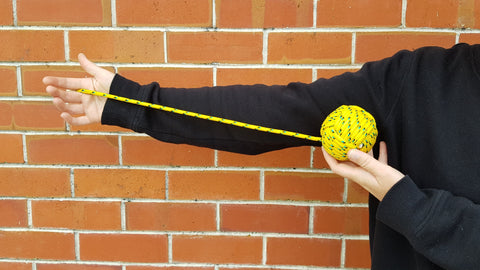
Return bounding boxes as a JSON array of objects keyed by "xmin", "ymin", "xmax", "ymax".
[
  {"xmin": 77, "ymin": 89, "xmax": 323, "ymax": 142},
  {"xmin": 76, "ymin": 89, "xmax": 377, "ymax": 160}
]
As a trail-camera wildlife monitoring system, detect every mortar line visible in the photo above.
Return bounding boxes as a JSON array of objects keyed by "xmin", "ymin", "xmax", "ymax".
[
  {"xmin": 309, "ymin": 206, "xmax": 315, "ymax": 235},
  {"xmin": 163, "ymin": 31, "xmax": 168, "ymax": 63},
  {"xmin": 111, "ymin": 0, "xmax": 117, "ymax": 27},
  {"xmin": 259, "ymin": 170, "xmax": 265, "ymax": 201},
  {"xmin": 27, "ymin": 199, "xmax": 32, "ymax": 228},
  {"xmin": 216, "ymin": 202, "xmax": 221, "ymax": 231},
  {"xmin": 351, "ymin": 32, "xmax": 357, "ymax": 64},
  {"xmin": 16, "ymin": 66, "xmax": 22, "ymax": 96},
  {"xmin": 0, "ymin": 25, "xmax": 475, "ymax": 33},
  {"xmin": 64, "ymin": 30, "xmax": 70, "ymax": 61},
  {"xmin": 262, "ymin": 30, "xmax": 268, "ymax": 65},
  {"xmin": 212, "ymin": 0, "xmax": 216, "ymax": 28},
  {"xmin": 165, "ymin": 170, "xmax": 169, "ymax": 201},
  {"xmin": 70, "ymin": 168, "xmax": 75, "ymax": 198},
  {"xmin": 12, "ymin": 0, "xmax": 17, "ymax": 26},
  {"xmin": 0, "ymin": 259, "xmax": 352, "ymax": 270},
  {"xmin": 262, "ymin": 236, "xmax": 267, "ymax": 265},
  {"xmin": 121, "ymin": 200, "xmax": 126, "ymax": 230},
  {"xmin": 402, "ymin": 0, "xmax": 408, "ymax": 27},
  {"xmin": 22, "ymin": 134, "xmax": 27, "ymax": 164}
]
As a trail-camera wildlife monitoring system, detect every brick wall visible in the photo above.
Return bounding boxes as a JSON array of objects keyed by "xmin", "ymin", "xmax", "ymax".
[{"xmin": 0, "ymin": 0, "xmax": 479, "ymax": 270}]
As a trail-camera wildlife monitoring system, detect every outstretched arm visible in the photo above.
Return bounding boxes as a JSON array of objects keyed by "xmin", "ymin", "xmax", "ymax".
[{"xmin": 43, "ymin": 53, "xmax": 115, "ymax": 126}]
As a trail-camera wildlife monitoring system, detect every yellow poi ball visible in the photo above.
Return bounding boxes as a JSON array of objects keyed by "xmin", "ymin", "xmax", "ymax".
[{"xmin": 320, "ymin": 105, "xmax": 378, "ymax": 161}]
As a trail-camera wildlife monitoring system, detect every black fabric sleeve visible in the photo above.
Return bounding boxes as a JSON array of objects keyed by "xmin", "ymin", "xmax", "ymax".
[
  {"xmin": 101, "ymin": 51, "xmax": 413, "ymax": 155},
  {"xmin": 377, "ymin": 176, "xmax": 480, "ymax": 269}
]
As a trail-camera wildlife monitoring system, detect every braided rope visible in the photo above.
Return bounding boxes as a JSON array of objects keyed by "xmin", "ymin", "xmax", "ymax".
[
  {"xmin": 77, "ymin": 89, "xmax": 377, "ymax": 160},
  {"xmin": 320, "ymin": 105, "xmax": 378, "ymax": 160}
]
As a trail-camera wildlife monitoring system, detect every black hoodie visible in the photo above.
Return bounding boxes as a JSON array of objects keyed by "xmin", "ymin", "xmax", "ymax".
[{"xmin": 103, "ymin": 43, "xmax": 480, "ymax": 270}]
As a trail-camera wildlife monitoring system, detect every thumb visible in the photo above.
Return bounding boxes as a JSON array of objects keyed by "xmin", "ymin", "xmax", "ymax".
[
  {"xmin": 78, "ymin": 53, "xmax": 102, "ymax": 77},
  {"xmin": 347, "ymin": 149, "xmax": 382, "ymax": 174}
]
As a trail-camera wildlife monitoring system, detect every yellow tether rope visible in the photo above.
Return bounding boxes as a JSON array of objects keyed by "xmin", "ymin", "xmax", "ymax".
[{"xmin": 77, "ymin": 88, "xmax": 377, "ymax": 160}]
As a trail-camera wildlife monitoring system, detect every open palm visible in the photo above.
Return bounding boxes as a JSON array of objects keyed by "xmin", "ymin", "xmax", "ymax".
[{"xmin": 43, "ymin": 53, "xmax": 115, "ymax": 126}]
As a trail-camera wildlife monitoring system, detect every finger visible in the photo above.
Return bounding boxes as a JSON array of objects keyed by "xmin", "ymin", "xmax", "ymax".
[
  {"xmin": 322, "ymin": 148, "xmax": 357, "ymax": 176},
  {"xmin": 378, "ymin": 141, "xmax": 388, "ymax": 164},
  {"xmin": 321, "ymin": 147, "xmax": 339, "ymax": 167},
  {"xmin": 322, "ymin": 147, "xmax": 376, "ymax": 189},
  {"xmin": 43, "ymin": 76, "xmax": 91, "ymax": 91},
  {"xmin": 47, "ymin": 87, "xmax": 84, "ymax": 103},
  {"xmin": 347, "ymin": 149, "xmax": 384, "ymax": 175},
  {"xmin": 53, "ymin": 98, "xmax": 85, "ymax": 115},
  {"xmin": 61, "ymin": 113, "xmax": 92, "ymax": 126}
]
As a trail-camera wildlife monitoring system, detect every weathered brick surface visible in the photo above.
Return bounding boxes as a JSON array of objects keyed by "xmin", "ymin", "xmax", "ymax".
[{"xmin": 0, "ymin": 1, "xmax": 462, "ymax": 269}]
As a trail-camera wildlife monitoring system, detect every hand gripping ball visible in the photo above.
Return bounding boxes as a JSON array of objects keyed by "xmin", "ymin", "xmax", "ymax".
[{"xmin": 320, "ymin": 105, "xmax": 378, "ymax": 161}]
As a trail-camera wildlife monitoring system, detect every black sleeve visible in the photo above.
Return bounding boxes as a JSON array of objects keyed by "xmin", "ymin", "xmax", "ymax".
[
  {"xmin": 101, "ymin": 51, "xmax": 413, "ymax": 155},
  {"xmin": 377, "ymin": 176, "xmax": 480, "ymax": 269}
]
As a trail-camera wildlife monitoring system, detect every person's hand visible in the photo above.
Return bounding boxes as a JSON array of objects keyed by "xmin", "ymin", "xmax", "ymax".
[
  {"xmin": 322, "ymin": 141, "xmax": 404, "ymax": 201},
  {"xmin": 43, "ymin": 53, "xmax": 115, "ymax": 126}
]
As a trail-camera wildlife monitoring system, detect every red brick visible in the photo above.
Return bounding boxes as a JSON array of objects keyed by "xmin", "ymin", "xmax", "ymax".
[
  {"xmin": 355, "ymin": 32, "xmax": 456, "ymax": 63},
  {"xmin": 316, "ymin": 68, "xmax": 359, "ymax": 80},
  {"xmin": 216, "ymin": 0, "xmax": 313, "ymax": 28},
  {"xmin": 71, "ymin": 123, "xmax": 130, "ymax": 133},
  {"xmin": 17, "ymin": 0, "xmax": 111, "ymax": 26},
  {"xmin": 0, "ymin": 0, "xmax": 13, "ymax": 25},
  {"xmin": 0, "ymin": 262, "xmax": 31, "ymax": 270},
  {"xmin": 345, "ymin": 239, "xmax": 371, "ymax": 268},
  {"xmin": 264, "ymin": 172, "xmax": 344, "ymax": 202},
  {"xmin": 0, "ymin": 30, "xmax": 64, "ymax": 61},
  {"xmin": 0, "ymin": 134, "xmax": 23, "ymax": 163},
  {"xmin": 126, "ymin": 202, "xmax": 216, "ymax": 231},
  {"xmin": 406, "ymin": 0, "xmax": 463, "ymax": 28},
  {"xmin": 347, "ymin": 180, "xmax": 369, "ymax": 204},
  {"xmin": 312, "ymin": 146, "xmax": 329, "ymax": 169},
  {"xmin": 169, "ymin": 171, "xmax": 259, "ymax": 200},
  {"xmin": 32, "ymin": 200, "xmax": 121, "ymax": 230},
  {"xmin": 122, "ymin": 137, "xmax": 214, "ymax": 167},
  {"xmin": 37, "ymin": 264, "xmax": 121, "ymax": 270},
  {"xmin": 22, "ymin": 65, "xmax": 114, "ymax": 96},
  {"xmin": 12, "ymin": 101, "xmax": 66, "ymax": 130},
  {"xmin": 127, "ymin": 267, "xmax": 212, "ymax": 270},
  {"xmin": 217, "ymin": 146, "xmax": 311, "ymax": 168},
  {"xmin": 268, "ymin": 32, "xmax": 351, "ymax": 64},
  {"xmin": 167, "ymin": 32, "xmax": 263, "ymax": 64},
  {"xmin": 0, "ymin": 168, "xmax": 70, "ymax": 197},
  {"xmin": 117, "ymin": 67, "xmax": 213, "ymax": 88},
  {"xmin": 0, "ymin": 101, "xmax": 65, "ymax": 130},
  {"xmin": 0, "ymin": 231, "xmax": 74, "ymax": 260},
  {"xmin": 267, "ymin": 237, "xmax": 341, "ymax": 267},
  {"xmin": 459, "ymin": 33, "xmax": 480, "ymax": 44},
  {"xmin": 314, "ymin": 206, "xmax": 369, "ymax": 235},
  {"xmin": 172, "ymin": 235, "xmax": 263, "ymax": 264},
  {"xmin": 216, "ymin": 68, "xmax": 312, "ymax": 86},
  {"xmin": 69, "ymin": 31, "xmax": 164, "ymax": 63},
  {"xmin": 221, "ymin": 204, "xmax": 309, "ymax": 233},
  {"xmin": 0, "ymin": 67, "xmax": 17, "ymax": 96},
  {"xmin": 317, "ymin": 0, "xmax": 401, "ymax": 27},
  {"xmin": 74, "ymin": 169, "xmax": 166, "ymax": 199},
  {"xmin": 0, "ymin": 102, "xmax": 12, "ymax": 128},
  {"xmin": 117, "ymin": 0, "xmax": 211, "ymax": 27},
  {"xmin": 80, "ymin": 233, "xmax": 168, "ymax": 263},
  {"xmin": 27, "ymin": 135, "xmax": 119, "ymax": 165},
  {"xmin": 0, "ymin": 200, "xmax": 27, "ymax": 227},
  {"xmin": 218, "ymin": 268, "xmax": 289, "ymax": 270}
]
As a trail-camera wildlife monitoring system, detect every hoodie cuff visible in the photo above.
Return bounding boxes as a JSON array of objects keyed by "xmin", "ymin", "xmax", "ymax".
[
  {"xmin": 101, "ymin": 74, "xmax": 143, "ymax": 130},
  {"xmin": 376, "ymin": 176, "xmax": 429, "ymax": 238}
]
